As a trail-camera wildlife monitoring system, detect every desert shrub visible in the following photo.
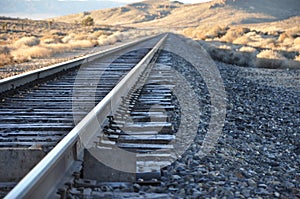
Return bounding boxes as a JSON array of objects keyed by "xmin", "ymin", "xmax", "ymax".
[
  {"xmin": 0, "ymin": 53, "xmax": 13, "ymax": 66},
  {"xmin": 220, "ymin": 29, "xmax": 240, "ymax": 43},
  {"xmin": 256, "ymin": 49, "xmax": 285, "ymax": 59},
  {"xmin": 97, "ymin": 35, "xmax": 109, "ymax": 45},
  {"xmin": 235, "ymin": 51, "xmax": 257, "ymax": 67},
  {"xmin": 44, "ymin": 43, "xmax": 71, "ymax": 53},
  {"xmin": 106, "ymin": 34, "xmax": 121, "ymax": 44},
  {"xmin": 69, "ymin": 40, "xmax": 97, "ymax": 49},
  {"xmin": 97, "ymin": 32, "xmax": 125, "ymax": 46},
  {"xmin": 11, "ymin": 46, "xmax": 51, "ymax": 62},
  {"xmin": 215, "ymin": 43, "xmax": 256, "ymax": 66},
  {"xmin": 256, "ymin": 50, "xmax": 287, "ymax": 68},
  {"xmin": 291, "ymin": 43, "xmax": 300, "ymax": 52},
  {"xmin": 87, "ymin": 35, "xmax": 98, "ymax": 41},
  {"xmin": 239, "ymin": 46, "xmax": 257, "ymax": 53},
  {"xmin": 294, "ymin": 37, "xmax": 300, "ymax": 45},
  {"xmin": 202, "ymin": 43, "xmax": 241, "ymax": 65},
  {"xmin": 81, "ymin": 16, "xmax": 94, "ymax": 26},
  {"xmin": 62, "ymin": 34, "xmax": 75, "ymax": 43},
  {"xmin": 233, "ymin": 35, "xmax": 252, "ymax": 45},
  {"xmin": 205, "ymin": 25, "xmax": 228, "ymax": 39},
  {"xmin": 0, "ymin": 46, "xmax": 10, "ymax": 54},
  {"xmin": 260, "ymin": 38, "xmax": 277, "ymax": 48},
  {"xmin": 285, "ymin": 27, "xmax": 300, "ymax": 38},
  {"xmin": 73, "ymin": 33, "xmax": 89, "ymax": 41},
  {"xmin": 92, "ymin": 30, "xmax": 109, "ymax": 38},
  {"xmin": 278, "ymin": 32, "xmax": 290, "ymax": 42},
  {"xmin": 220, "ymin": 27, "xmax": 249, "ymax": 43},
  {"xmin": 41, "ymin": 35, "xmax": 61, "ymax": 44},
  {"xmin": 237, "ymin": 46, "xmax": 258, "ymax": 67},
  {"xmin": 245, "ymin": 31, "xmax": 257, "ymax": 37},
  {"xmin": 14, "ymin": 36, "xmax": 40, "ymax": 48},
  {"xmin": 282, "ymin": 37, "xmax": 294, "ymax": 47},
  {"xmin": 25, "ymin": 46, "xmax": 51, "ymax": 58},
  {"xmin": 185, "ymin": 25, "xmax": 228, "ymax": 40}
]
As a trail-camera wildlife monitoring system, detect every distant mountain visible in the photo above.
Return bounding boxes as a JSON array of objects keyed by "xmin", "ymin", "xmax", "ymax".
[
  {"xmin": 53, "ymin": 0, "xmax": 300, "ymax": 28},
  {"xmin": 54, "ymin": 0, "xmax": 184, "ymax": 25},
  {"xmin": 0, "ymin": 0, "xmax": 125, "ymax": 19},
  {"xmin": 134, "ymin": 0, "xmax": 300, "ymax": 27},
  {"xmin": 209, "ymin": 0, "xmax": 300, "ymax": 21}
]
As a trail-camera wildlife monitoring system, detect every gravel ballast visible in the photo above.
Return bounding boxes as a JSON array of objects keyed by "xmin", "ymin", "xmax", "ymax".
[
  {"xmin": 64, "ymin": 50, "xmax": 299, "ymax": 198},
  {"xmin": 156, "ymin": 59, "xmax": 300, "ymax": 198}
]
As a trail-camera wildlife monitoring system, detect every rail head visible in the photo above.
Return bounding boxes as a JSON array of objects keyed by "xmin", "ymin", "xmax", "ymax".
[
  {"xmin": 5, "ymin": 33, "xmax": 168, "ymax": 199},
  {"xmin": 0, "ymin": 34, "xmax": 161, "ymax": 94}
]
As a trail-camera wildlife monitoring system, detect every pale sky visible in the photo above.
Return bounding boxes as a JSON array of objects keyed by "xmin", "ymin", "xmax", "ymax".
[
  {"xmin": 114, "ymin": 0, "xmax": 212, "ymax": 3},
  {"xmin": 0, "ymin": 0, "xmax": 213, "ymax": 19}
]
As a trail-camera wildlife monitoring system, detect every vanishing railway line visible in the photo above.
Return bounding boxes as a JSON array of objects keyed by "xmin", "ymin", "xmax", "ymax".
[
  {"xmin": 1, "ymin": 33, "xmax": 186, "ymax": 198},
  {"xmin": 1, "ymin": 32, "xmax": 296, "ymax": 199}
]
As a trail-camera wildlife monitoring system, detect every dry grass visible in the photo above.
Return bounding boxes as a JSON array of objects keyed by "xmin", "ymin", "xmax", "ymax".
[
  {"xmin": 182, "ymin": 19, "xmax": 299, "ymax": 69},
  {"xmin": 291, "ymin": 43, "xmax": 300, "ymax": 52},
  {"xmin": 0, "ymin": 17, "xmax": 156, "ymax": 68},
  {"xmin": 11, "ymin": 46, "xmax": 51, "ymax": 62},
  {"xmin": 14, "ymin": 37, "xmax": 40, "ymax": 48},
  {"xmin": 92, "ymin": 30, "xmax": 109, "ymax": 38},
  {"xmin": 294, "ymin": 37, "xmax": 300, "ymax": 45},
  {"xmin": 0, "ymin": 46, "xmax": 10, "ymax": 54},
  {"xmin": 220, "ymin": 27, "xmax": 249, "ymax": 43},
  {"xmin": 98, "ymin": 34, "xmax": 119, "ymax": 45},
  {"xmin": 257, "ymin": 50, "xmax": 286, "ymax": 60},
  {"xmin": 285, "ymin": 27, "xmax": 300, "ymax": 38},
  {"xmin": 0, "ymin": 53, "xmax": 13, "ymax": 66},
  {"xmin": 62, "ymin": 34, "xmax": 75, "ymax": 43},
  {"xmin": 260, "ymin": 38, "xmax": 277, "ymax": 48},
  {"xmin": 96, "ymin": 30, "xmax": 158, "ymax": 46},
  {"xmin": 233, "ymin": 35, "xmax": 253, "ymax": 45},
  {"xmin": 43, "ymin": 43, "xmax": 72, "ymax": 53},
  {"xmin": 239, "ymin": 46, "xmax": 257, "ymax": 53},
  {"xmin": 256, "ymin": 50, "xmax": 287, "ymax": 68},
  {"xmin": 278, "ymin": 33, "xmax": 290, "ymax": 43},
  {"xmin": 41, "ymin": 35, "xmax": 62, "ymax": 44},
  {"xmin": 69, "ymin": 40, "xmax": 97, "ymax": 49}
]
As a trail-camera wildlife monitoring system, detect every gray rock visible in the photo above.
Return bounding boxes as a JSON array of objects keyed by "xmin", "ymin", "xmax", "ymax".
[
  {"xmin": 133, "ymin": 183, "xmax": 141, "ymax": 192},
  {"xmin": 171, "ymin": 175, "xmax": 181, "ymax": 181},
  {"xmin": 274, "ymin": 192, "xmax": 280, "ymax": 197},
  {"xmin": 247, "ymin": 179, "xmax": 257, "ymax": 187}
]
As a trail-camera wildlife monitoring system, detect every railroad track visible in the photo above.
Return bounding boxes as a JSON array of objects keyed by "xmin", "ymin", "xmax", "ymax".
[
  {"xmin": 2, "ymin": 33, "xmax": 221, "ymax": 198},
  {"xmin": 0, "ymin": 34, "xmax": 168, "ymax": 197},
  {"xmin": 0, "ymin": 31, "xmax": 184, "ymax": 197}
]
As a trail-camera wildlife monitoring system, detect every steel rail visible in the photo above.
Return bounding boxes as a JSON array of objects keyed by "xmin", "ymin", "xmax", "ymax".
[
  {"xmin": 0, "ymin": 34, "xmax": 160, "ymax": 93},
  {"xmin": 5, "ymin": 33, "xmax": 168, "ymax": 199}
]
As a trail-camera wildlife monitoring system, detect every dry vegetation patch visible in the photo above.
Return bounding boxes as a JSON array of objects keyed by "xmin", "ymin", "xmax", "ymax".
[
  {"xmin": 11, "ymin": 46, "xmax": 51, "ymax": 62},
  {"xmin": 14, "ymin": 36, "xmax": 40, "ymax": 48},
  {"xmin": 0, "ymin": 17, "xmax": 160, "ymax": 69},
  {"xmin": 181, "ymin": 20, "xmax": 300, "ymax": 69},
  {"xmin": 256, "ymin": 50, "xmax": 287, "ymax": 69}
]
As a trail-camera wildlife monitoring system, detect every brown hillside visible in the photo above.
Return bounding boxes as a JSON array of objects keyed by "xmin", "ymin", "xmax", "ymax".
[
  {"xmin": 54, "ymin": 0, "xmax": 183, "ymax": 26},
  {"xmin": 54, "ymin": 0, "xmax": 300, "ymax": 28}
]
